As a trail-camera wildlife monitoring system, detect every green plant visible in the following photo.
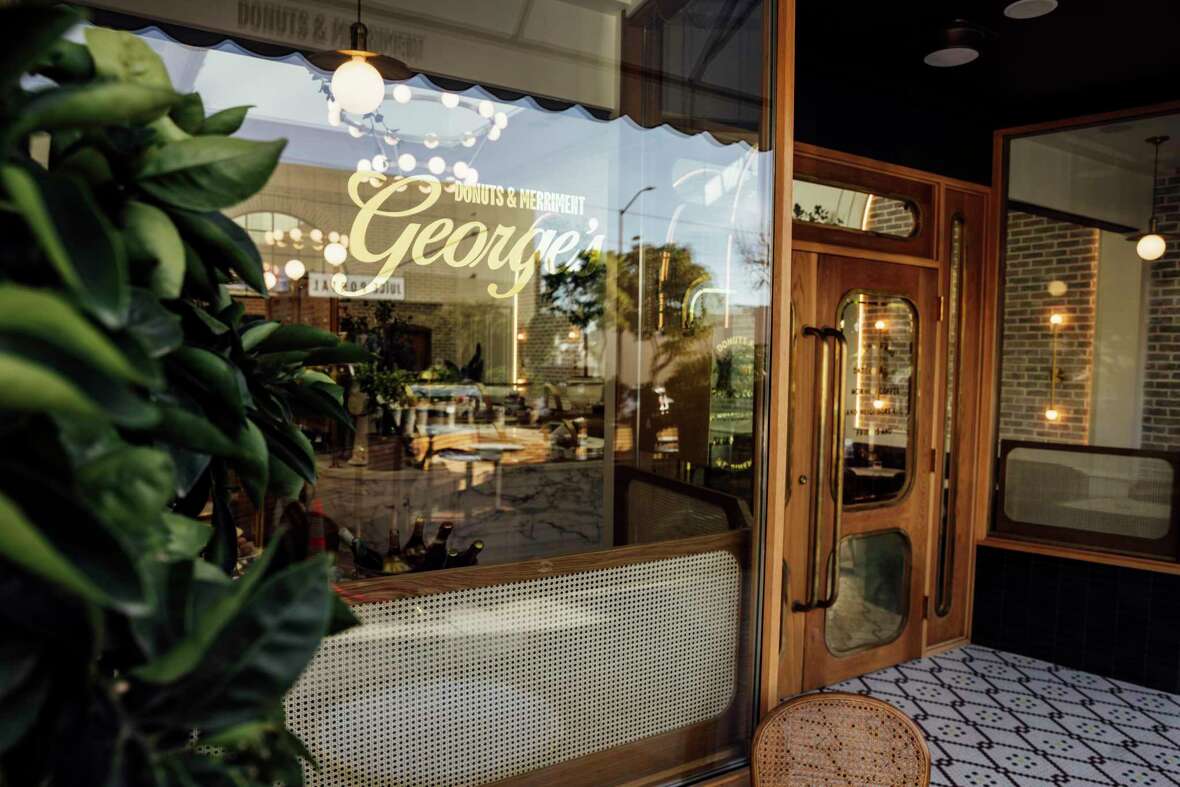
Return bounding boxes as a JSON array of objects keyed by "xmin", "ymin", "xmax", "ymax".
[
  {"xmin": 541, "ymin": 250, "xmax": 607, "ymax": 377},
  {"xmin": 0, "ymin": 7, "xmax": 368, "ymax": 785}
]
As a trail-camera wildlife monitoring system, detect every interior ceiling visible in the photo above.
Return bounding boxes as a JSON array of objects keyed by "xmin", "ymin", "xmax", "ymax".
[
  {"xmin": 795, "ymin": 0, "xmax": 1180, "ymax": 183},
  {"xmin": 1035, "ymin": 113, "xmax": 1180, "ymax": 173}
]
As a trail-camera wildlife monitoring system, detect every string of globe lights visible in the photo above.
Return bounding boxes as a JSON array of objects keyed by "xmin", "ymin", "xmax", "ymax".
[
  {"xmin": 317, "ymin": 76, "xmax": 509, "ymax": 193},
  {"xmin": 258, "ymin": 224, "xmax": 352, "ymax": 291}
]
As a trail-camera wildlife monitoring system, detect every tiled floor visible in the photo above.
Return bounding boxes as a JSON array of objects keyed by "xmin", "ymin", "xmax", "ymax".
[{"xmin": 824, "ymin": 645, "xmax": 1180, "ymax": 786}]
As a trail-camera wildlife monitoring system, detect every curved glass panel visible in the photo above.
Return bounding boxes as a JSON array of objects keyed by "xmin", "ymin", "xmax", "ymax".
[
  {"xmin": 792, "ymin": 179, "xmax": 917, "ymax": 238},
  {"xmin": 825, "ymin": 531, "xmax": 910, "ymax": 655}
]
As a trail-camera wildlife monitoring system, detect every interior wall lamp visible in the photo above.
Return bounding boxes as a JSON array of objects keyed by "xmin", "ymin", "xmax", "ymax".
[
  {"xmin": 1045, "ymin": 312, "xmax": 1065, "ymax": 421},
  {"xmin": 1130, "ymin": 136, "xmax": 1177, "ymax": 262}
]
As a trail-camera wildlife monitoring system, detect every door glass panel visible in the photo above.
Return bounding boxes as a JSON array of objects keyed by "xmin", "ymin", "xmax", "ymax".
[
  {"xmin": 792, "ymin": 179, "xmax": 917, "ymax": 238},
  {"xmin": 935, "ymin": 217, "xmax": 965, "ymax": 616},
  {"xmin": 825, "ymin": 532, "xmax": 910, "ymax": 655},
  {"xmin": 839, "ymin": 294, "xmax": 917, "ymax": 506}
]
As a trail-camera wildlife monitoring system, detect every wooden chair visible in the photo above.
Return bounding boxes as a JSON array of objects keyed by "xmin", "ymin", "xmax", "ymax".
[{"xmin": 751, "ymin": 692, "xmax": 931, "ymax": 786}]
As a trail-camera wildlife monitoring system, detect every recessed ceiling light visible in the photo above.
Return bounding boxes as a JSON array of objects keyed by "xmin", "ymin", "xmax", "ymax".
[
  {"xmin": 925, "ymin": 46, "xmax": 980, "ymax": 67},
  {"xmin": 1004, "ymin": 0, "xmax": 1058, "ymax": 19},
  {"xmin": 924, "ymin": 20, "xmax": 986, "ymax": 67}
]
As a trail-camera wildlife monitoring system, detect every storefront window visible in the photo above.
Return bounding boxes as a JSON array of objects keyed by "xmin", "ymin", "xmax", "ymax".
[{"xmin": 92, "ymin": 1, "xmax": 777, "ymax": 781}]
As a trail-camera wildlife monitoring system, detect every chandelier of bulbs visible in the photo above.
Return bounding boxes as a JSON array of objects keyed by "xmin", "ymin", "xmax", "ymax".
[{"xmin": 260, "ymin": 225, "xmax": 351, "ymax": 290}]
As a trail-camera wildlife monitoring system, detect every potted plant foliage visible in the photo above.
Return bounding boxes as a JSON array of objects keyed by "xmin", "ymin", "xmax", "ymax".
[{"xmin": 0, "ymin": 6, "xmax": 368, "ymax": 784}]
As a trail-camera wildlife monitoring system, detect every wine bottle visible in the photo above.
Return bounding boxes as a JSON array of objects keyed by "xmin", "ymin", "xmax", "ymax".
[
  {"xmin": 383, "ymin": 527, "xmax": 412, "ymax": 574},
  {"xmin": 419, "ymin": 522, "xmax": 455, "ymax": 571},
  {"xmin": 403, "ymin": 516, "xmax": 426, "ymax": 563},
  {"xmin": 450, "ymin": 540, "xmax": 485, "ymax": 567},
  {"xmin": 338, "ymin": 528, "xmax": 385, "ymax": 572}
]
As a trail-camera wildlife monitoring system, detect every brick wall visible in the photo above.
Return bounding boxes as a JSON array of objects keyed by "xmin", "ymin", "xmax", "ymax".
[
  {"xmin": 998, "ymin": 211, "xmax": 1100, "ymax": 444},
  {"xmin": 864, "ymin": 195, "xmax": 916, "ymax": 236},
  {"xmin": 1142, "ymin": 165, "xmax": 1180, "ymax": 450}
]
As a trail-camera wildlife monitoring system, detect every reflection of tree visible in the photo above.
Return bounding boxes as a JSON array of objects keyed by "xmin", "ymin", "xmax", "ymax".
[{"xmin": 541, "ymin": 251, "xmax": 606, "ymax": 377}]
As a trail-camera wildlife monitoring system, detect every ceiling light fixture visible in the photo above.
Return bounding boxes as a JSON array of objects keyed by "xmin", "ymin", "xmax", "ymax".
[
  {"xmin": 309, "ymin": 0, "xmax": 412, "ymax": 115},
  {"xmin": 1129, "ymin": 136, "xmax": 1178, "ymax": 262},
  {"xmin": 1004, "ymin": 0, "xmax": 1058, "ymax": 20},
  {"xmin": 924, "ymin": 20, "xmax": 986, "ymax": 67}
]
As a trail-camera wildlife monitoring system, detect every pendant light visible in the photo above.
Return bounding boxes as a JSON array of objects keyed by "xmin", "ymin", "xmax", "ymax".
[
  {"xmin": 308, "ymin": 0, "xmax": 413, "ymax": 116},
  {"xmin": 924, "ymin": 20, "xmax": 987, "ymax": 68},
  {"xmin": 1129, "ymin": 136, "xmax": 1178, "ymax": 262}
]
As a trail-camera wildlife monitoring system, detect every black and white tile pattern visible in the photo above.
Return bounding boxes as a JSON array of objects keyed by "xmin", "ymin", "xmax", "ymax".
[{"xmin": 824, "ymin": 645, "xmax": 1180, "ymax": 786}]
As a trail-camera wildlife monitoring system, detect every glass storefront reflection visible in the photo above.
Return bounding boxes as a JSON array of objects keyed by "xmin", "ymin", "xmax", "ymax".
[{"xmin": 128, "ymin": 23, "xmax": 771, "ymax": 573}]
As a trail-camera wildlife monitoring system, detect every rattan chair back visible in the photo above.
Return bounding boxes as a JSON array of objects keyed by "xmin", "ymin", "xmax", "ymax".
[{"xmin": 751, "ymin": 691, "xmax": 931, "ymax": 786}]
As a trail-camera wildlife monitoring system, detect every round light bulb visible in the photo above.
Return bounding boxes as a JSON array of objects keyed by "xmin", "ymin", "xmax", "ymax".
[
  {"xmin": 1047, "ymin": 280, "xmax": 1068, "ymax": 297},
  {"xmin": 324, "ymin": 242, "xmax": 347, "ymax": 266},
  {"xmin": 347, "ymin": 125, "xmax": 363, "ymax": 138},
  {"xmin": 1049, "ymin": 313, "xmax": 1064, "ymax": 326},
  {"xmin": 428, "ymin": 156, "xmax": 446, "ymax": 175},
  {"xmin": 874, "ymin": 320, "xmax": 887, "ymax": 331},
  {"xmin": 464, "ymin": 167, "xmax": 479, "ymax": 185},
  {"xmin": 331, "ymin": 56, "xmax": 385, "ymax": 115},
  {"xmin": 423, "ymin": 132, "xmax": 439, "ymax": 149},
  {"xmin": 309, "ymin": 228, "xmax": 323, "ymax": 243},
  {"xmin": 288, "ymin": 227, "xmax": 302, "ymax": 242},
  {"xmin": 328, "ymin": 230, "xmax": 340, "ymax": 243},
  {"xmin": 331, "ymin": 272, "xmax": 348, "ymax": 292},
  {"xmin": 488, "ymin": 126, "xmax": 501, "ymax": 141},
  {"xmin": 371, "ymin": 154, "xmax": 389, "ymax": 173},
  {"xmin": 356, "ymin": 158, "xmax": 372, "ymax": 173},
  {"xmin": 478, "ymin": 100, "xmax": 495, "ymax": 118},
  {"xmin": 284, "ymin": 258, "xmax": 306, "ymax": 280},
  {"xmin": 440, "ymin": 92, "xmax": 460, "ymax": 109},
  {"xmin": 398, "ymin": 153, "xmax": 417, "ymax": 172},
  {"xmin": 453, "ymin": 161, "xmax": 469, "ymax": 179},
  {"xmin": 494, "ymin": 111, "xmax": 508, "ymax": 129},
  {"xmin": 340, "ymin": 234, "xmax": 349, "ymax": 248},
  {"xmin": 273, "ymin": 229, "xmax": 285, "ymax": 242},
  {"xmin": 517, "ymin": 331, "xmax": 527, "ymax": 341},
  {"xmin": 384, "ymin": 133, "xmax": 399, "ymax": 145},
  {"xmin": 1138, "ymin": 233, "xmax": 1167, "ymax": 262},
  {"xmin": 392, "ymin": 84, "xmax": 412, "ymax": 104},
  {"xmin": 872, "ymin": 398, "xmax": 887, "ymax": 411},
  {"xmin": 264, "ymin": 270, "xmax": 278, "ymax": 290},
  {"xmin": 263, "ymin": 230, "xmax": 275, "ymax": 245},
  {"xmin": 1045, "ymin": 408, "xmax": 1060, "ymax": 421},
  {"xmin": 461, "ymin": 132, "xmax": 476, "ymax": 148}
]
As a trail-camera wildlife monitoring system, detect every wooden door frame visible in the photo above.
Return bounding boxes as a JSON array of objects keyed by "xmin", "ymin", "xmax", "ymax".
[{"xmin": 768, "ymin": 142, "xmax": 992, "ymax": 703}]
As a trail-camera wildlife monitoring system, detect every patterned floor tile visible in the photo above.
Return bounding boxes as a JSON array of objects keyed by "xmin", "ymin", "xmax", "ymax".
[{"xmin": 823, "ymin": 645, "xmax": 1180, "ymax": 786}]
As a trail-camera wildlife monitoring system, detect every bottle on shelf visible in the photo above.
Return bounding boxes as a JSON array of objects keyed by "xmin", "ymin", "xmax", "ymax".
[
  {"xmin": 450, "ymin": 540, "xmax": 485, "ymax": 567},
  {"xmin": 337, "ymin": 527, "xmax": 385, "ymax": 573},
  {"xmin": 402, "ymin": 516, "xmax": 427, "ymax": 562},
  {"xmin": 419, "ymin": 522, "xmax": 455, "ymax": 571},
  {"xmin": 383, "ymin": 526, "xmax": 412, "ymax": 575}
]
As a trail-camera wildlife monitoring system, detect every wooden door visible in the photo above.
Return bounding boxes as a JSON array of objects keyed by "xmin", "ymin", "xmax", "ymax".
[{"xmin": 789, "ymin": 253, "xmax": 940, "ymax": 691}]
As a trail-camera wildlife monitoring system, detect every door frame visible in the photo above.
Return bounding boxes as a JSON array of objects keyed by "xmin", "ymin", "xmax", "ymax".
[{"xmin": 767, "ymin": 143, "xmax": 993, "ymax": 703}]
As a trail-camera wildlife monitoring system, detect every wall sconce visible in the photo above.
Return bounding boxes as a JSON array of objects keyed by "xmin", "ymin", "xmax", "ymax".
[
  {"xmin": 1045, "ymin": 313, "xmax": 1065, "ymax": 422},
  {"xmin": 516, "ymin": 330, "xmax": 527, "ymax": 342}
]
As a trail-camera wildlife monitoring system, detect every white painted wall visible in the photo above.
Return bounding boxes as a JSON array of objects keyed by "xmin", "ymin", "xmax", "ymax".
[{"xmin": 1090, "ymin": 230, "xmax": 1148, "ymax": 449}]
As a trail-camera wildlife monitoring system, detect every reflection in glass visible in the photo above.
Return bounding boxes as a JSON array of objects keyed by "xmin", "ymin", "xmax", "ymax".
[
  {"xmin": 825, "ymin": 532, "xmax": 910, "ymax": 655},
  {"xmin": 935, "ymin": 217, "xmax": 965, "ymax": 616},
  {"xmin": 1004, "ymin": 447, "xmax": 1173, "ymax": 539},
  {"xmin": 838, "ymin": 294, "xmax": 917, "ymax": 506},
  {"xmin": 792, "ymin": 179, "xmax": 917, "ymax": 238}
]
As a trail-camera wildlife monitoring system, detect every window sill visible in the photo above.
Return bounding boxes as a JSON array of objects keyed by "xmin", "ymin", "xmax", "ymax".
[{"xmin": 978, "ymin": 536, "xmax": 1180, "ymax": 576}]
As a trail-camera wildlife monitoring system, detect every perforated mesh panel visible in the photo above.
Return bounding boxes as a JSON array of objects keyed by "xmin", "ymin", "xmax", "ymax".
[{"xmin": 285, "ymin": 550, "xmax": 741, "ymax": 786}]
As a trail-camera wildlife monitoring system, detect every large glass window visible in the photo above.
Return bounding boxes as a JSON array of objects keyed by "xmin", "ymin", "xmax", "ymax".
[
  {"xmin": 995, "ymin": 110, "xmax": 1180, "ymax": 561},
  {"xmin": 98, "ymin": 1, "xmax": 777, "ymax": 783}
]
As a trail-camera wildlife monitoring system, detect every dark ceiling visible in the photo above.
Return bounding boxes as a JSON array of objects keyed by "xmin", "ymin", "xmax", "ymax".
[{"xmin": 794, "ymin": 0, "xmax": 1180, "ymax": 184}]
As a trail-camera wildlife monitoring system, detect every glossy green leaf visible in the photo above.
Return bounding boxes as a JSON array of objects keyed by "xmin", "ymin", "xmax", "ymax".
[
  {"xmin": 1, "ymin": 166, "xmax": 130, "ymax": 328},
  {"xmin": 123, "ymin": 201, "xmax": 185, "ymax": 300},
  {"xmin": 170, "ymin": 209, "xmax": 267, "ymax": 295},
  {"xmin": 0, "ymin": 284, "xmax": 149, "ymax": 386},
  {"xmin": 254, "ymin": 324, "xmax": 338, "ymax": 353},
  {"xmin": 85, "ymin": 26, "xmax": 171, "ymax": 89},
  {"xmin": 233, "ymin": 419, "xmax": 269, "ymax": 508},
  {"xmin": 134, "ymin": 537, "xmax": 281, "ymax": 684},
  {"xmin": 181, "ymin": 555, "xmax": 335, "ymax": 730},
  {"xmin": 126, "ymin": 288, "xmax": 184, "ymax": 361},
  {"xmin": 77, "ymin": 446, "xmax": 175, "ymax": 550},
  {"xmin": 136, "ymin": 136, "xmax": 286, "ymax": 212},
  {"xmin": 267, "ymin": 455, "xmax": 304, "ymax": 501},
  {"xmin": 170, "ymin": 347, "xmax": 244, "ymax": 421},
  {"xmin": 302, "ymin": 343, "xmax": 372, "ymax": 366},
  {"xmin": 150, "ymin": 401, "xmax": 239, "ymax": 457},
  {"xmin": 0, "ymin": 352, "xmax": 103, "ymax": 419},
  {"xmin": 170, "ymin": 93, "xmax": 205, "ymax": 135},
  {"xmin": 327, "ymin": 592, "xmax": 360, "ymax": 636},
  {"xmin": 0, "ymin": 490, "xmax": 133, "ymax": 610},
  {"xmin": 162, "ymin": 513, "xmax": 213, "ymax": 560},
  {"xmin": 32, "ymin": 38, "xmax": 94, "ymax": 84},
  {"xmin": 240, "ymin": 321, "xmax": 280, "ymax": 352},
  {"xmin": 9, "ymin": 82, "xmax": 179, "ymax": 140},
  {"xmin": 200, "ymin": 105, "xmax": 251, "ymax": 136},
  {"xmin": 256, "ymin": 418, "xmax": 317, "ymax": 484},
  {"xmin": 0, "ymin": 641, "xmax": 41, "ymax": 702},
  {"xmin": 0, "ymin": 665, "xmax": 49, "ymax": 754}
]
